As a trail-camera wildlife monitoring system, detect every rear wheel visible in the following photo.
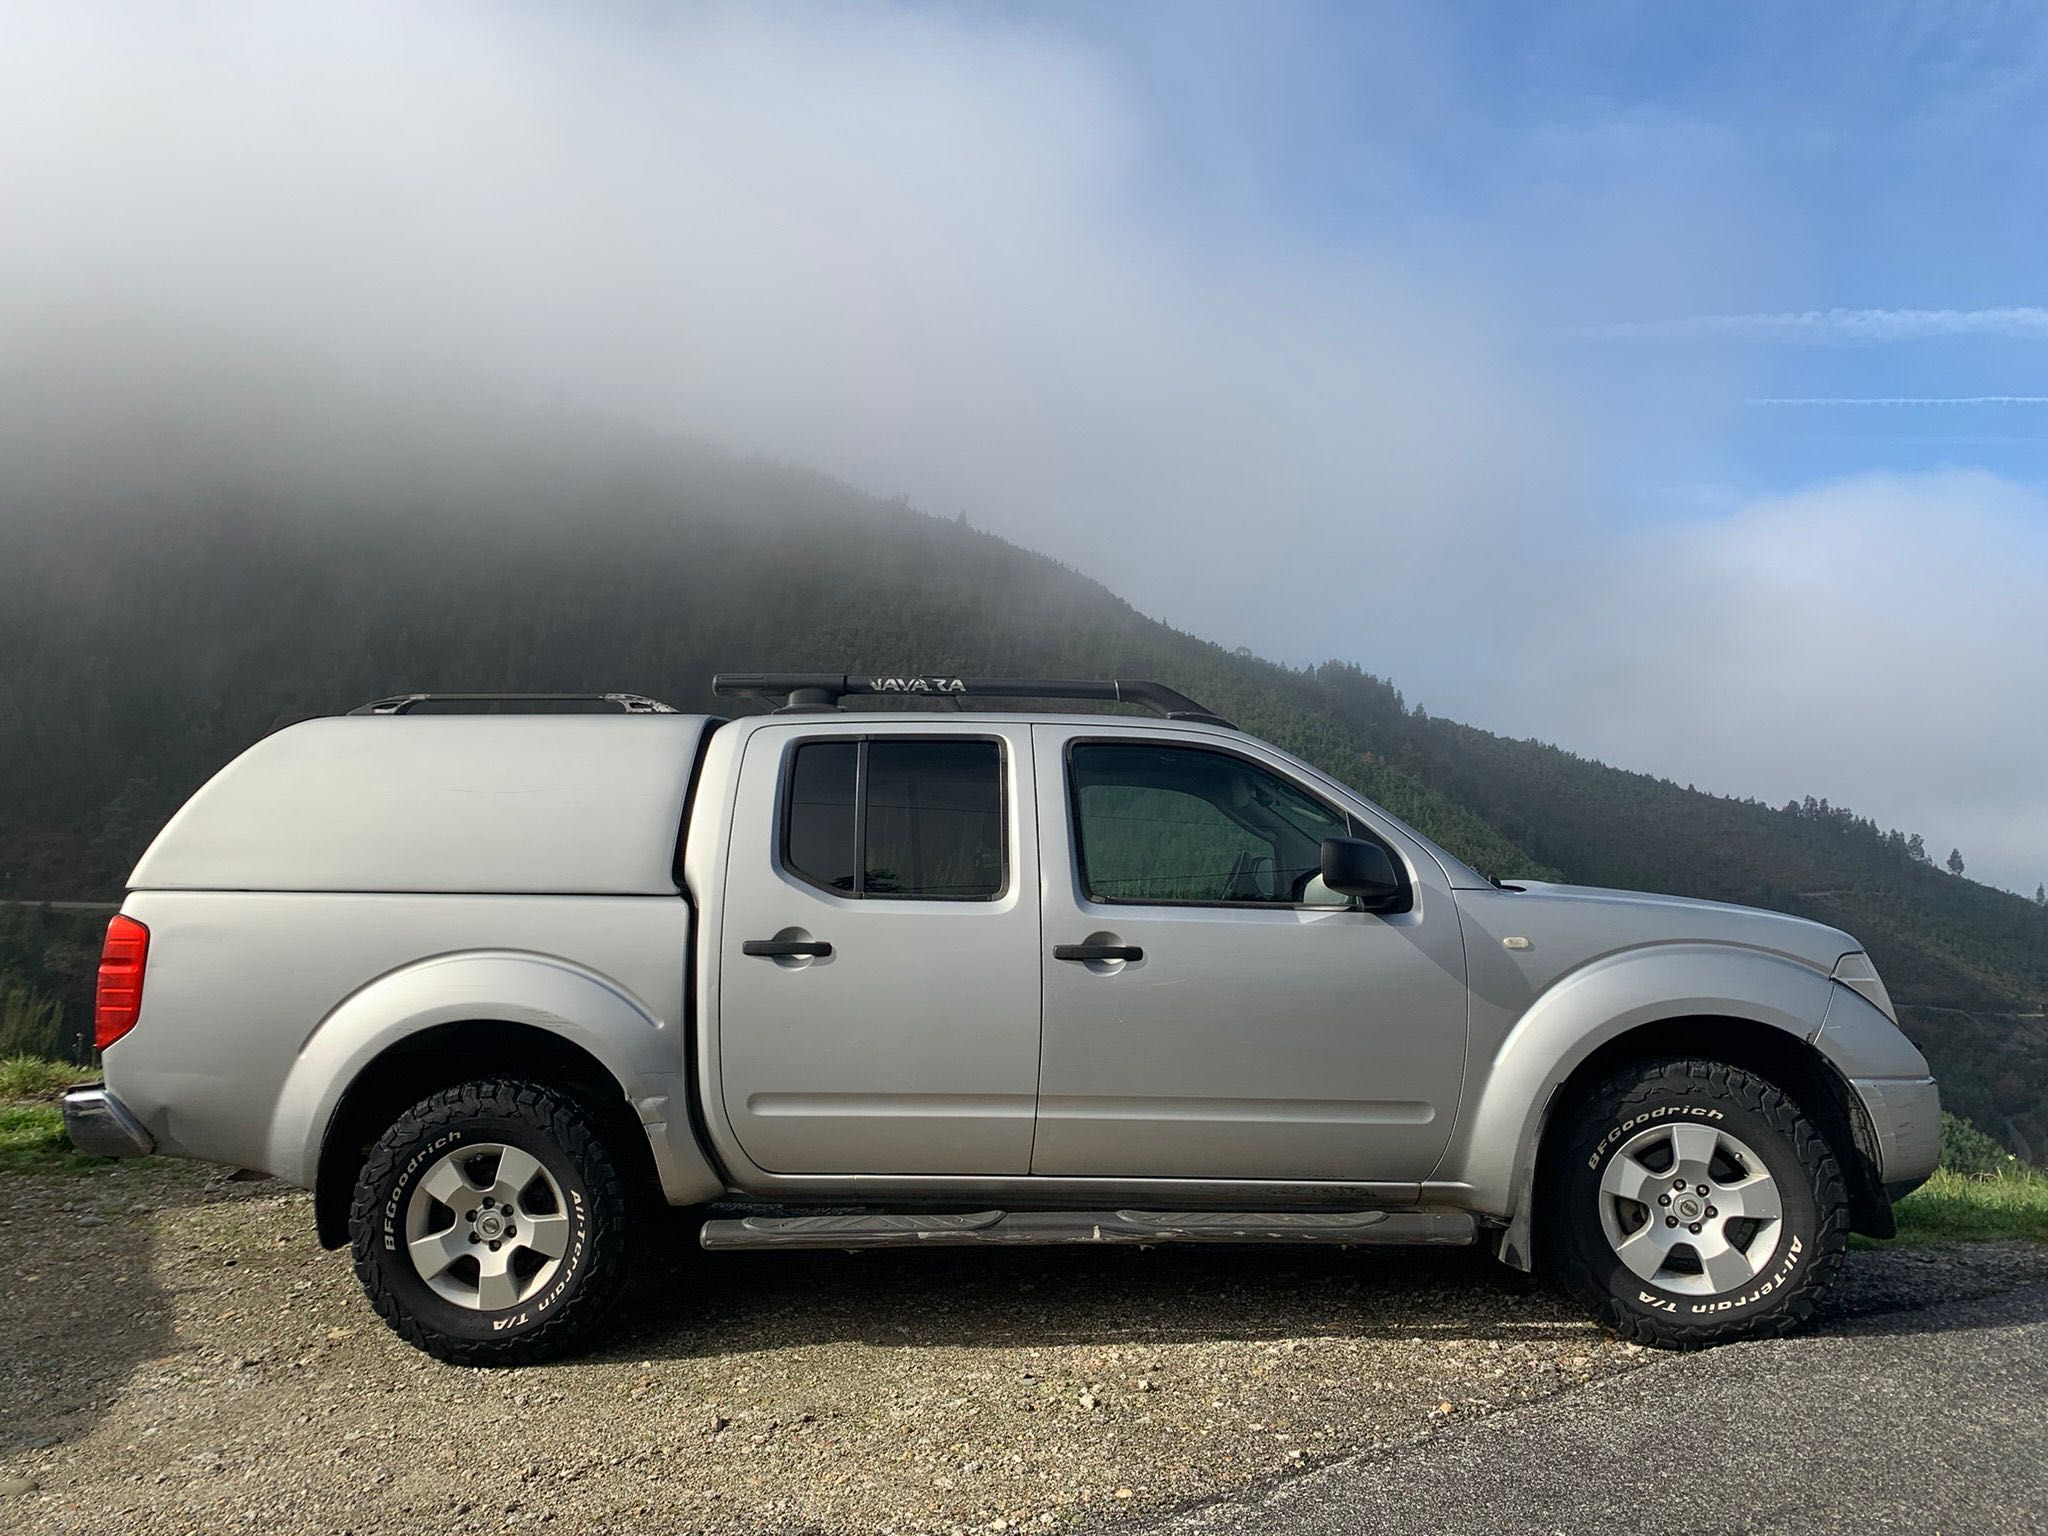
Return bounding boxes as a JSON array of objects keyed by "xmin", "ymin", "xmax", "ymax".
[
  {"xmin": 348, "ymin": 1078, "xmax": 630, "ymax": 1365},
  {"xmin": 1543, "ymin": 1058, "xmax": 1847, "ymax": 1348}
]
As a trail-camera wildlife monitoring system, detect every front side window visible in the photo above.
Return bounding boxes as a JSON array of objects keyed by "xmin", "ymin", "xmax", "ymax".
[
  {"xmin": 1070, "ymin": 742, "xmax": 1353, "ymax": 906},
  {"xmin": 783, "ymin": 737, "xmax": 1004, "ymax": 899}
]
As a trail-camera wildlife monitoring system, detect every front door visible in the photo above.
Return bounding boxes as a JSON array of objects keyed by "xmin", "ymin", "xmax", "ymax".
[
  {"xmin": 1031, "ymin": 726, "xmax": 1469, "ymax": 1182},
  {"xmin": 718, "ymin": 721, "xmax": 1041, "ymax": 1174}
]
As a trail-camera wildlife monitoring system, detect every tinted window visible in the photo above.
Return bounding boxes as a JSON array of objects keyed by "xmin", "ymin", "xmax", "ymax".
[
  {"xmin": 783, "ymin": 738, "xmax": 1004, "ymax": 900},
  {"xmin": 785, "ymin": 740, "xmax": 858, "ymax": 893},
  {"xmin": 1070, "ymin": 743, "xmax": 1351, "ymax": 905},
  {"xmin": 864, "ymin": 740, "xmax": 1004, "ymax": 898}
]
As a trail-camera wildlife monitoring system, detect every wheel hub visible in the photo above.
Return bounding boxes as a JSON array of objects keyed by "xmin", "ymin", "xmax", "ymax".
[
  {"xmin": 403, "ymin": 1142, "xmax": 576, "ymax": 1312},
  {"xmin": 1596, "ymin": 1121, "xmax": 1786, "ymax": 1297}
]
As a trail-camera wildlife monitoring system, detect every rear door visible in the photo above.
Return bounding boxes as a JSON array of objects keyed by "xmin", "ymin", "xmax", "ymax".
[
  {"xmin": 1031, "ymin": 725, "xmax": 1469, "ymax": 1182},
  {"xmin": 716, "ymin": 721, "xmax": 1041, "ymax": 1174}
]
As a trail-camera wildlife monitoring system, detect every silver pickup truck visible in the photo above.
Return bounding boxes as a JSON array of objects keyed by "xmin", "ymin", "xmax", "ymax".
[{"xmin": 64, "ymin": 674, "xmax": 1940, "ymax": 1363}]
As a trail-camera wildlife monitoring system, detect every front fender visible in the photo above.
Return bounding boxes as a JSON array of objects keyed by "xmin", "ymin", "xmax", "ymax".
[
  {"xmin": 1442, "ymin": 942, "xmax": 1834, "ymax": 1215},
  {"xmin": 267, "ymin": 949, "xmax": 722, "ymax": 1204}
]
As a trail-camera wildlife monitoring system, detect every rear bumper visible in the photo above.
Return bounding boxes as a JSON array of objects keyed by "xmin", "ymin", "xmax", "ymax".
[
  {"xmin": 62, "ymin": 1085, "xmax": 156, "ymax": 1158},
  {"xmin": 1852, "ymin": 1075, "xmax": 1941, "ymax": 1198}
]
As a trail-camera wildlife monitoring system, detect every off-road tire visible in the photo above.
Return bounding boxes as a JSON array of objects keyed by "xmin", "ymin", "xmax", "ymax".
[
  {"xmin": 1543, "ymin": 1058, "xmax": 1848, "ymax": 1348},
  {"xmin": 348, "ymin": 1078, "xmax": 630, "ymax": 1365}
]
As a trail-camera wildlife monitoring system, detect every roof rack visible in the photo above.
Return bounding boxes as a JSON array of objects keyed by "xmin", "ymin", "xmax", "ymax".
[
  {"xmin": 710, "ymin": 673, "xmax": 1235, "ymax": 729},
  {"xmin": 348, "ymin": 692, "xmax": 679, "ymax": 716}
]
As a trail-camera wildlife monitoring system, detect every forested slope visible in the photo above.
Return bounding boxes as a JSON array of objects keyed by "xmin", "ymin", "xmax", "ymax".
[
  {"xmin": 2, "ymin": 438, "xmax": 2042, "ymax": 1148},
  {"xmin": 1306, "ymin": 662, "xmax": 2048, "ymax": 1010},
  {"xmin": 0, "ymin": 447, "xmax": 1538, "ymax": 900}
]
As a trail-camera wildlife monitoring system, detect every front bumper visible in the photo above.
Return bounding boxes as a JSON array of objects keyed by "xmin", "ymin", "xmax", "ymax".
[
  {"xmin": 1852, "ymin": 1075, "xmax": 1941, "ymax": 1199},
  {"xmin": 62, "ymin": 1085, "xmax": 156, "ymax": 1158}
]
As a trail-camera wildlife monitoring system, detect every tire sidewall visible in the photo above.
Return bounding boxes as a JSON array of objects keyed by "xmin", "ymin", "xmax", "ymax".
[
  {"xmin": 357, "ymin": 1104, "xmax": 600, "ymax": 1348},
  {"xmin": 1559, "ymin": 1074, "xmax": 1823, "ymax": 1331}
]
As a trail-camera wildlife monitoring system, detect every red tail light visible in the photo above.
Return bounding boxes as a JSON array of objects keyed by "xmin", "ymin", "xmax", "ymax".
[{"xmin": 95, "ymin": 914, "xmax": 150, "ymax": 1051}]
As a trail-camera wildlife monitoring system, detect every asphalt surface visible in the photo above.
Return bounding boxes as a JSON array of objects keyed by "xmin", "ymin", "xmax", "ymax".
[{"xmin": 1148, "ymin": 1279, "xmax": 2048, "ymax": 1536}]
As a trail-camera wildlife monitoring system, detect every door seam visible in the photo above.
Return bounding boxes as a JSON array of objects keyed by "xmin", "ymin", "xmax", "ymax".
[{"xmin": 1026, "ymin": 723, "xmax": 1046, "ymax": 1174}]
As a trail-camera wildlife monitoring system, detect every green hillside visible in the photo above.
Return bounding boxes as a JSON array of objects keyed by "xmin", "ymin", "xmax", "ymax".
[
  {"xmin": 2, "ymin": 441, "xmax": 2043, "ymax": 1151},
  {"xmin": 0, "ymin": 450, "xmax": 1539, "ymax": 900}
]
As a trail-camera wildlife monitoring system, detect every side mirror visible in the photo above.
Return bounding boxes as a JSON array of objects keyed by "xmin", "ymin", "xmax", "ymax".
[{"xmin": 1319, "ymin": 836, "xmax": 1409, "ymax": 912}]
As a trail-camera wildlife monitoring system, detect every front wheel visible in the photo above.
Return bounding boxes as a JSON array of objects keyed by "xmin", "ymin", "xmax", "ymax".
[
  {"xmin": 348, "ymin": 1078, "xmax": 630, "ymax": 1365},
  {"xmin": 1543, "ymin": 1058, "xmax": 1848, "ymax": 1348}
]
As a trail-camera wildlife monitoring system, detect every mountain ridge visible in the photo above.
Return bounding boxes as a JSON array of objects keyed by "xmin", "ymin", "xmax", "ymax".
[{"xmin": 1, "ymin": 439, "xmax": 2042, "ymax": 1149}]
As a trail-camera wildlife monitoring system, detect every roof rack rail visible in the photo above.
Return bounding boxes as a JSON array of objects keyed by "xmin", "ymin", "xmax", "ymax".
[
  {"xmin": 348, "ymin": 692, "xmax": 679, "ymax": 716},
  {"xmin": 710, "ymin": 673, "xmax": 1235, "ymax": 729}
]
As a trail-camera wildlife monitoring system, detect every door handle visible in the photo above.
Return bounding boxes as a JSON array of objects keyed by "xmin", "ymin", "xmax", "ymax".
[
  {"xmin": 743, "ymin": 938, "xmax": 834, "ymax": 959},
  {"xmin": 1054, "ymin": 943, "xmax": 1143, "ymax": 963}
]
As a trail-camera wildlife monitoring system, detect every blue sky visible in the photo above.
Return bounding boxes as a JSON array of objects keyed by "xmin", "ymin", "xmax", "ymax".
[
  {"xmin": 1066, "ymin": 1, "xmax": 2048, "ymax": 500},
  {"xmin": 2, "ymin": 1, "xmax": 2043, "ymax": 890},
  {"xmin": 1015, "ymin": 1, "xmax": 2048, "ymax": 893}
]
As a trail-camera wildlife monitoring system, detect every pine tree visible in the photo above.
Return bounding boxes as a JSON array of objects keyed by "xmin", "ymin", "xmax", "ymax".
[
  {"xmin": 2036, "ymin": 883, "xmax": 2045, "ymax": 908},
  {"xmin": 1946, "ymin": 848, "xmax": 1966, "ymax": 877}
]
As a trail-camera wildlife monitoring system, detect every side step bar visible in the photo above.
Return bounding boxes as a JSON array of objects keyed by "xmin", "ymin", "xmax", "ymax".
[{"xmin": 698, "ymin": 1207, "xmax": 1477, "ymax": 1252}]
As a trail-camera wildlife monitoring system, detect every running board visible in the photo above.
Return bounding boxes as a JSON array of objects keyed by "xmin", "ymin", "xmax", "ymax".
[{"xmin": 698, "ymin": 1207, "xmax": 1477, "ymax": 1252}]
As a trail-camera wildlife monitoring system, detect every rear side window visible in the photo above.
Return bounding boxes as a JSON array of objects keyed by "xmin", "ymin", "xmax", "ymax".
[
  {"xmin": 783, "ymin": 738, "xmax": 1005, "ymax": 900},
  {"xmin": 785, "ymin": 740, "xmax": 859, "ymax": 893}
]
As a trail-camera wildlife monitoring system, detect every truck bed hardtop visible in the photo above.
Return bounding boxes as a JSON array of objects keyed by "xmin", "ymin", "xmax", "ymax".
[{"xmin": 128, "ymin": 714, "xmax": 717, "ymax": 895}]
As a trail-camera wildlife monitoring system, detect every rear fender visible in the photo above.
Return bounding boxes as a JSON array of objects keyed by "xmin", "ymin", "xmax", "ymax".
[{"xmin": 269, "ymin": 950, "xmax": 722, "ymax": 1205}]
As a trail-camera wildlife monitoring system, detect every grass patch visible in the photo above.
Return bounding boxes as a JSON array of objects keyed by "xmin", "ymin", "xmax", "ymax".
[
  {"xmin": 0, "ymin": 1101, "xmax": 112, "ymax": 1175},
  {"xmin": 0, "ymin": 1052, "xmax": 89, "ymax": 1101},
  {"xmin": 2, "ymin": 1054, "xmax": 110, "ymax": 1174},
  {"xmin": 1887, "ymin": 1167, "xmax": 2048, "ymax": 1244}
]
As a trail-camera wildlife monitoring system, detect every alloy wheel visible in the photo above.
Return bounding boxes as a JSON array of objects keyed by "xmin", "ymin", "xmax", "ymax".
[
  {"xmin": 1596, "ymin": 1121, "xmax": 1785, "ymax": 1296},
  {"xmin": 403, "ymin": 1142, "xmax": 574, "ymax": 1311}
]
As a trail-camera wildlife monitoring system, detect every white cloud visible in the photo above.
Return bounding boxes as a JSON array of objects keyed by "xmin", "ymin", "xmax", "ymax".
[
  {"xmin": 1486, "ymin": 470, "xmax": 2048, "ymax": 894},
  {"xmin": 1, "ymin": 3, "xmax": 2042, "ymax": 899},
  {"xmin": 1749, "ymin": 397, "xmax": 2048, "ymax": 406},
  {"xmin": 1580, "ymin": 307, "xmax": 2048, "ymax": 342},
  {"xmin": 0, "ymin": 0, "xmax": 1580, "ymax": 663}
]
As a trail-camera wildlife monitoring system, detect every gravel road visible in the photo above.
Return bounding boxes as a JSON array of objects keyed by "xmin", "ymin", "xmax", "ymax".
[{"xmin": 3, "ymin": 1163, "xmax": 2042, "ymax": 1535}]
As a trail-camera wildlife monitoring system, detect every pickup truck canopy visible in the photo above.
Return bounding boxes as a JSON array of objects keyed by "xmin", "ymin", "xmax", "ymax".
[{"xmin": 128, "ymin": 715, "xmax": 716, "ymax": 895}]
